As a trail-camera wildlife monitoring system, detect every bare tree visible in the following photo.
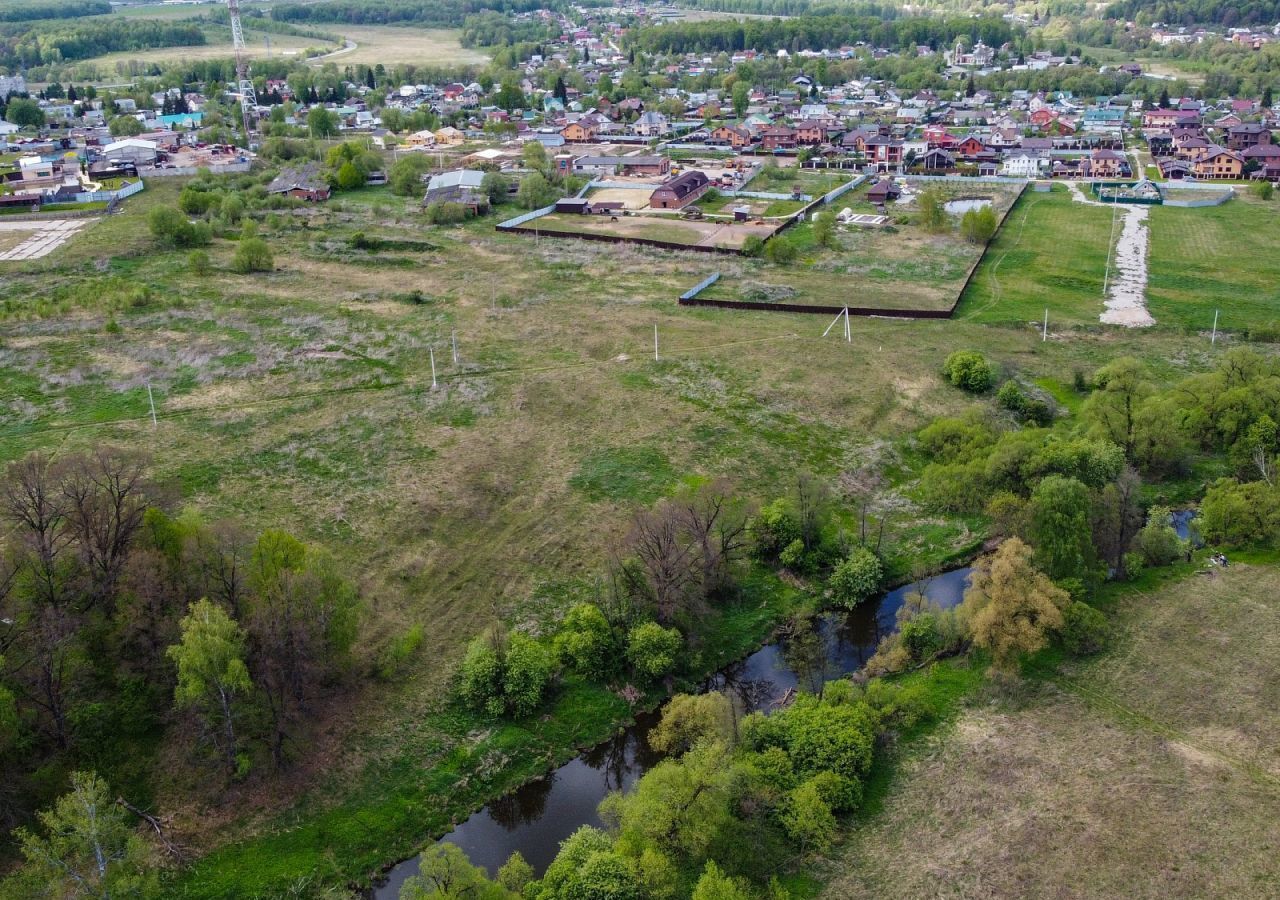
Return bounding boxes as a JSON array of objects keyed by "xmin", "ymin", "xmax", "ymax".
[
  {"xmin": 677, "ymin": 478, "xmax": 748, "ymax": 603},
  {"xmin": 183, "ymin": 520, "xmax": 250, "ymax": 616},
  {"xmin": 61, "ymin": 448, "xmax": 152, "ymax": 613},
  {"xmin": 2, "ymin": 454, "xmax": 74, "ymax": 608},
  {"xmin": 626, "ymin": 502, "xmax": 697, "ymax": 625}
]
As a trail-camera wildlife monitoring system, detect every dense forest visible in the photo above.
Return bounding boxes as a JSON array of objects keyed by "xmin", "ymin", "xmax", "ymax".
[
  {"xmin": 628, "ymin": 13, "xmax": 1014, "ymax": 55},
  {"xmin": 0, "ymin": 0, "xmax": 109, "ymax": 23},
  {"xmin": 1110, "ymin": 0, "xmax": 1280, "ymax": 26},
  {"xmin": 0, "ymin": 18, "xmax": 204, "ymax": 69}
]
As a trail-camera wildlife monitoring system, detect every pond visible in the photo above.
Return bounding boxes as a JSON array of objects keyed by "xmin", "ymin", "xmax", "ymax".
[
  {"xmin": 372, "ymin": 566, "xmax": 974, "ymax": 898},
  {"xmin": 943, "ymin": 198, "xmax": 992, "ymax": 216}
]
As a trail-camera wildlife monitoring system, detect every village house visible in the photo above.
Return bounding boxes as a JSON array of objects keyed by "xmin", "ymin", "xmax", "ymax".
[
  {"xmin": 434, "ymin": 126, "xmax": 465, "ymax": 145},
  {"xmin": 710, "ymin": 124, "xmax": 753, "ymax": 148},
  {"xmin": 1226, "ymin": 123, "xmax": 1272, "ymax": 150},
  {"xmin": 572, "ymin": 155, "xmax": 670, "ymax": 177},
  {"xmin": 865, "ymin": 179, "xmax": 902, "ymax": 204},
  {"xmin": 917, "ymin": 148, "xmax": 956, "ymax": 171},
  {"xmin": 649, "ymin": 170, "xmax": 710, "ymax": 209},
  {"xmin": 1143, "ymin": 108, "xmax": 1202, "ymax": 129},
  {"xmin": 560, "ymin": 119, "xmax": 599, "ymax": 142},
  {"xmin": 1245, "ymin": 142, "xmax": 1280, "ymax": 179},
  {"xmin": 1086, "ymin": 149, "xmax": 1126, "ymax": 178},
  {"xmin": 1192, "ymin": 147, "xmax": 1245, "ymax": 179},
  {"xmin": 794, "ymin": 120, "xmax": 830, "ymax": 144},
  {"xmin": 759, "ymin": 125, "xmax": 798, "ymax": 151},
  {"xmin": 422, "ymin": 169, "xmax": 488, "ymax": 212},
  {"xmin": 266, "ymin": 163, "xmax": 331, "ymax": 202},
  {"xmin": 635, "ymin": 111, "xmax": 670, "ymax": 137}
]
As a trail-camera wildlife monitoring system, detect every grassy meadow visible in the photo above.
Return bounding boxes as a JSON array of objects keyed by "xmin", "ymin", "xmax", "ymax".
[
  {"xmin": 819, "ymin": 562, "xmax": 1280, "ymax": 899},
  {"xmin": 958, "ymin": 183, "xmax": 1280, "ymax": 334},
  {"xmin": 0, "ymin": 170, "xmax": 1269, "ymax": 894}
]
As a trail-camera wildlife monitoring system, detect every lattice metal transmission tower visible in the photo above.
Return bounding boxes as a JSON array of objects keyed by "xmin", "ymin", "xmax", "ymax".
[{"xmin": 227, "ymin": 0, "xmax": 258, "ymax": 138}]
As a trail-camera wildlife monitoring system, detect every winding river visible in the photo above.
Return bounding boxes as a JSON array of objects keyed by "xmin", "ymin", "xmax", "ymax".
[{"xmin": 373, "ymin": 566, "xmax": 975, "ymax": 897}]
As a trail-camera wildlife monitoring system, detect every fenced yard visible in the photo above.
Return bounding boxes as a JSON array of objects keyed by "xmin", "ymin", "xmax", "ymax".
[
  {"xmin": 515, "ymin": 211, "xmax": 780, "ymax": 251},
  {"xmin": 692, "ymin": 182, "xmax": 1024, "ymax": 316}
]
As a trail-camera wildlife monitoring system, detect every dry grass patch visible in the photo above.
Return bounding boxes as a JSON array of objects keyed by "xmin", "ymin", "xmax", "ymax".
[{"xmin": 822, "ymin": 563, "xmax": 1280, "ymax": 900}]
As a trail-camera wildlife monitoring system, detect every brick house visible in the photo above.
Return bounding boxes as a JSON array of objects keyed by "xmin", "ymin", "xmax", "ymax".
[
  {"xmin": 710, "ymin": 124, "xmax": 753, "ymax": 148},
  {"xmin": 560, "ymin": 120, "xmax": 599, "ymax": 142},
  {"xmin": 1226, "ymin": 123, "xmax": 1272, "ymax": 151},
  {"xmin": 1192, "ymin": 147, "xmax": 1244, "ymax": 179},
  {"xmin": 759, "ymin": 125, "xmax": 798, "ymax": 151},
  {"xmin": 649, "ymin": 171, "xmax": 710, "ymax": 209}
]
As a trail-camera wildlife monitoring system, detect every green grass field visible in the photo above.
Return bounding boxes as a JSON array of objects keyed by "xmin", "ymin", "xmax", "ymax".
[
  {"xmin": 819, "ymin": 562, "xmax": 1280, "ymax": 899},
  {"xmin": 1146, "ymin": 194, "xmax": 1280, "ymax": 332},
  {"xmin": 0, "ymin": 175, "xmax": 1264, "ymax": 896},
  {"xmin": 958, "ymin": 184, "xmax": 1280, "ymax": 334},
  {"xmin": 956, "ymin": 184, "xmax": 1114, "ymax": 327}
]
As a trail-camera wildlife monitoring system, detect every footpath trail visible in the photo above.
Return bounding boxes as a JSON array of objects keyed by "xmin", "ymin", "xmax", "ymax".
[{"xmin": 1065, "ymin": 181, "xmax": 1154, "ymax": 327}]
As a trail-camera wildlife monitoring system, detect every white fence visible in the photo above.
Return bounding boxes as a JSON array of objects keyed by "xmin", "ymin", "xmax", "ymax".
[{"xmin": 72, "ymin": 179, "xmax": 145, "ymax": 204}]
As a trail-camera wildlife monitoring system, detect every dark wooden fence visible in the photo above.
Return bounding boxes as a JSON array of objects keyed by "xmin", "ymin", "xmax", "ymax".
[
  {"xmin": 496, "ymin": 222, "xmax": 747, "ymax": 255},
  {"xmin": 678, "ymin": 182, "xmax": 1029, "ymax": 320}
]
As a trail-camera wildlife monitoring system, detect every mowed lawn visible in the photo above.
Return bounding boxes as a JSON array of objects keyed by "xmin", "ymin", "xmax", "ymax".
[
  {"xmin": 1146, "ymin": 195, "xmax": 1280, "ymax": 332},
  {"xmin": 956, "ymin": 184, "xmax": 1114, "ymax": 327},
  {"xmin": 821, "ymin": 564, "xmax": 1280, "ymax": 900}
]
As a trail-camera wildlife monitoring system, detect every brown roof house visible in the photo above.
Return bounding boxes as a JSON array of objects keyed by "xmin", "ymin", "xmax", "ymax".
[
  {"xmin": 266, "ymin": 163, "xmax": 331, "ymax": 202},
  {"xmin": 649, "ymin": 171, "xmax": 710, "ymax": 209},
  {"xmin": 865, "ymin": 179, "xmax": 902, "ymax": 204}
]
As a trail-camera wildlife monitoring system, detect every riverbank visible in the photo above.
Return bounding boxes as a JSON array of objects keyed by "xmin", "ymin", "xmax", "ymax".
[
  {"xmin": 169, "ymin": 572, "xmax": 805, "ymax": 897},
  {"xmin": 170, "ymin": 545, "xmax": 985, "ymax": 898},
  {"xmin": 817, "ymin": 554, "xmax": 1280, "ymax": 898}
]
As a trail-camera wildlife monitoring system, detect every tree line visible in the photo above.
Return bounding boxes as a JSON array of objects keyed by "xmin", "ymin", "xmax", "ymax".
[
  {"xmin": 626, "ymin": 13, "xmax": 1014, "ymax": 56},
  {"xmin": 1112, "ymin": 0, "xmax": 1280, "ymax": 27},
  {"xmin": 0, "ymin": 17, "xmax": 205, "ymax": 69},
  {"xmin": 0, "ymin": 0, "xmax": 109, "ymax": 23},
  {"xmin": 268, "ymin": 0, "xmax": 578, "ymax": 28},
  {"xmin": 0, "ymin": 447, "xmax": 372, "ymax": 865}
]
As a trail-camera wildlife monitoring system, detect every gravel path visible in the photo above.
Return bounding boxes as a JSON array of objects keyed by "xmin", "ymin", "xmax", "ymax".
[{"xmin": 1066, "ymin": 181, "xmax": 1155, "ymax": 327}]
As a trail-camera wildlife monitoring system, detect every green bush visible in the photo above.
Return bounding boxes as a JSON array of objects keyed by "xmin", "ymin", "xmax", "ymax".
[
  {"xmin": 764, "ymin": 235, "xmax": 798, "ymax": 264},
  {"xmin": 388, "ymin": 153, "xmax": 432, "ymax": 196},
  {"xmin": 458, "ymin": 636, "xmax": 505, "ymax": 717},
  {"xmin": 748, "ymin": 499, "xmax": 801, "ymax": 561},
  {"xmin": 1131, "ymin": 506, "xmax": 1184, "ymax": 567},
  {"xmin": 829, "ymin": 547, "xmax": 883, "ymax": 609},
  {"xmin": 374, "ymin": 624, "xmax": 424, "ymax": 681},
  {"xmin": 148, "ymin": 206, "xmax": 211, "ymax": 249},
  {"xmin": 943, "ymin": 350, "xmax": 996, "ymax": 393},
  {"xmin": 1061, "ymin": 601, "xmax": 1109, "ymax": 655},
  {"xmin": 187, "ymin": 249, "xmax": 210, "ymax": 276},
  {"xmin": 1201, "ymin": 478, "xmax": 1280, "ymax": 547},
  {"xmin": 336, "ymin": 161, "xmax": 365, "ymax": 191},
  {"xmin": 554, "ymin": 603, "xmax": 615, "ymax": 679},
  {"xmin": 741, "ymin": 235, "xmax": 765, "ymax": 257},
  {"xmin": 502, "ymin": 633, "xmax": 554, "ymax": 718},
  {"xmin": 626, "ymin": 622, "xmax": 682, "ymax": 682},
  {"xmin": 425, "ymin": 201, "xmax": 469, "ymax": 225},
  {"xmin": 232, "ymin": 236, "xmax": 273, "ymax": 274},
  {"xmin": 898, "ymin": 612, "xmax": 943, "ymax": 661}
]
